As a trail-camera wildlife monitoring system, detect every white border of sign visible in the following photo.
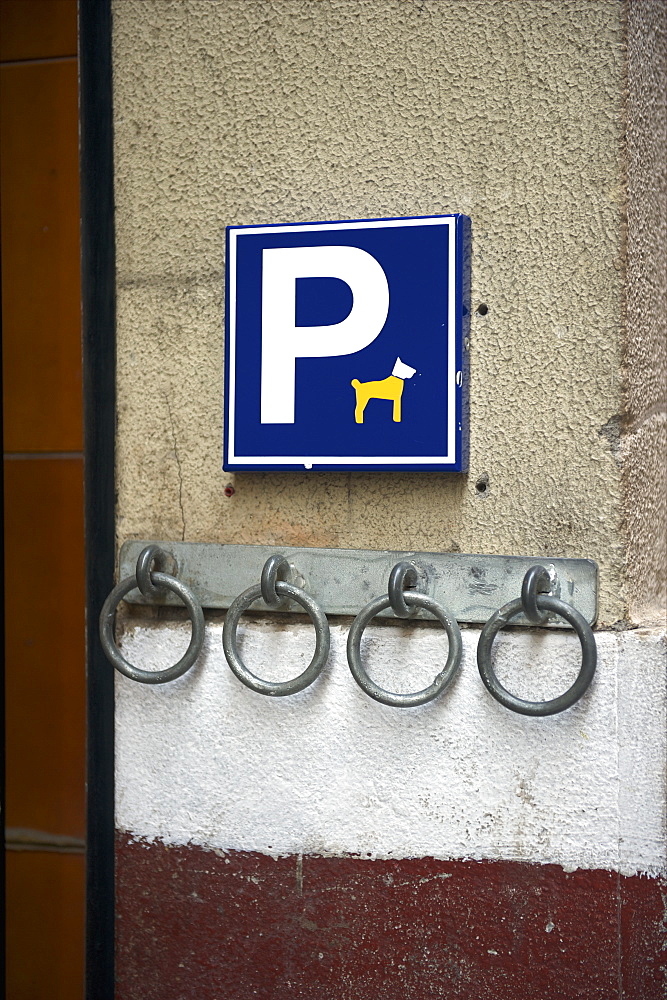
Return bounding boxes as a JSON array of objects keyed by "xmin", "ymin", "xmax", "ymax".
[{"xmin": 227, "ymin": 216, "xmax": 456, "ymax": 469}]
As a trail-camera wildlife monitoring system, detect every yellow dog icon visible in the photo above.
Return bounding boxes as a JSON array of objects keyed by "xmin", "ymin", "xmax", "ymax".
[{"xmin": 351, "ymin": 357, "xmax": 417, "ymax": 424}]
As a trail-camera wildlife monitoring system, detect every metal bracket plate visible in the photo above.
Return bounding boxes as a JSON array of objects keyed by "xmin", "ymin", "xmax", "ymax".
[{"xmin": 119, "ymin": 541, "xmax": 598, "ymax": 627}]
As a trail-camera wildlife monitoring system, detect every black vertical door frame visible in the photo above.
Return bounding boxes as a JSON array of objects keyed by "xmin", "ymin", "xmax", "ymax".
[
  {"xmin": 0, "ymin": 133, "xmax": 6, "ymax": 999},
  {"xmin": 79, "ymin": 0, "xmax": 116, "ymax": 996}
]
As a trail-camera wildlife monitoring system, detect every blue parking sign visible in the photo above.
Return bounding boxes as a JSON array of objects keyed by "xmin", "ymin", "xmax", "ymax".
[{"xmin": 224, "ymin": 214, "xmax": 470, "ymax": 472}]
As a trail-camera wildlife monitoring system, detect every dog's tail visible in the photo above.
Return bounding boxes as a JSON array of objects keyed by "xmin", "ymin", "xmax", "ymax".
[{"xmin": 351, "ymin": 378, "xmax": 360, "ymax": 389}]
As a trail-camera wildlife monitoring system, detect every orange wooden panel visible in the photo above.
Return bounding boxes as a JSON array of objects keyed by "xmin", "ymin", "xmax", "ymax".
[
  {"xmin": 0, "ymin": 0, "xmax": 77, "ymax": 62},
  {"xmin": 5, "ymin": 850, "xmax": 84, "ymax": 1000},
  {"xmin": 4, "ymin": 457, "xmax": 85, "ymax": 836},
  {"xmin": 1, "ymin": 59, "xmax": 82, "ymax": 452}
]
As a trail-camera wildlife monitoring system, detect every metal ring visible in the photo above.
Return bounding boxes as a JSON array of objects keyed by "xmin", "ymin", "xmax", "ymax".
[
  {"xmin": 388, "ymin": 560, "xmax": 420, "ymax": 618},
  {"xmin": 347, "ymin": 592, "xmax": 462, "ymax": 708},
  {"xmin": 99, "ymin": 571, "xmax": 205, "ymax": 684},
  {"xmin": 260, "ymin": 554, "xmax": 290, "ymax": 608},
  {"xmin": 477, "ymin": 595, "xmax": 596, "ymax": 716},
  {"xmin": 521, "ymin": 564, "xmax": 551, "ymax": 625},
  {"xmin": 223, "ymin": 581, "xmax": 330, "ymax": 696},
  {"xmin": 136, "ymin": 544, "xmax": 169, "ymax": 599}
]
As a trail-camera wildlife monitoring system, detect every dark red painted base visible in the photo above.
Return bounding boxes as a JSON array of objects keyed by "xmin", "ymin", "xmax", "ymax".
[{"xmin": 115, "ymin": 833, "xmax": 666, "ymax": 1000}]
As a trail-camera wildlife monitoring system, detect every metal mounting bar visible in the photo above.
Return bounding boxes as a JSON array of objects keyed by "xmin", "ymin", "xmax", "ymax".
[{"xmin": 118, "ymin": 541, "xmax": 598, "ymax": 628}]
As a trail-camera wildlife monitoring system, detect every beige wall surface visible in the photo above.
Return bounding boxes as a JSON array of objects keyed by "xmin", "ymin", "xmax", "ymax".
[
  {"xmin": 624, "ymin": 0, "xmax": 667, "ymax": 621},
  {"xmin": 112, "ymin": 0, "xmax": 642, "ymax": 626}
]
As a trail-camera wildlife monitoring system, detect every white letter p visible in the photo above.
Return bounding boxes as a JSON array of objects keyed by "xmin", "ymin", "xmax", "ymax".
[{"xmin": 261, "ymin": 246, "xmax": 389, "ymax": 423}]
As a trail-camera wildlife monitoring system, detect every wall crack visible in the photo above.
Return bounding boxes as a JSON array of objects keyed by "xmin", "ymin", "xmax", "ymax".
[{"xmin": 165, "ymin": 392, "xmax": 186, "ymax": 541}]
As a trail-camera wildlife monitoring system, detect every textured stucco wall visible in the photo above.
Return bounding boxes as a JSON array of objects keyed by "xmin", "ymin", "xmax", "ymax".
[
  {"xmin": 109, "ymin": 8, "xmax": 667, "ymax": 985},
  {"xmin": 624, "ymin": 0, "xmax": 667, "ymax": 621},
  {"xmin": 116, "ymin": 621, "xmax": 666, "ymax": 877},
  {"xmin": 111, "ymin": 0, "xmax": 633, "ymax": 625}
]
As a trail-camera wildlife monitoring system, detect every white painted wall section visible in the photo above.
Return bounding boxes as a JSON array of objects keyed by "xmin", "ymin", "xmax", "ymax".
[{"xmin": 115, "ymin": 620, "xmax": 666, "ymax": 878}]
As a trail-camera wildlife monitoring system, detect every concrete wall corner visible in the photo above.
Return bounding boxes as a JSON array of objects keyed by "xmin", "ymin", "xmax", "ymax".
[{"xmin": 622, "ymin": 0, "xmax": 667, "ymax": 623}]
